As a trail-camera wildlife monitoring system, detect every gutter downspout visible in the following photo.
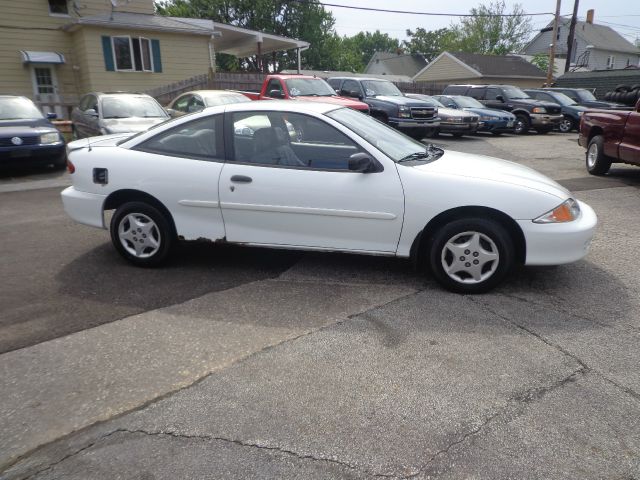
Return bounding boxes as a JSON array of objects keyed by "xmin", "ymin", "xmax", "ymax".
[{"xmin": 297, "ymin": 45, "xmax": 309, "ymax": 74}]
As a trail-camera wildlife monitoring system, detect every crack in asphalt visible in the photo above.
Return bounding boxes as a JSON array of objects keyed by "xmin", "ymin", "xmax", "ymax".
[
  {"xmin": 469, "ymin": 296, "xmax": 640, "ymax": 402},
  {"xmin": 2, "ymin": 288, "xmax": 423, "ymax": 479},
  {"xmin": 406, "ymin": 366, "xmax": 588, "ymax": 479}
]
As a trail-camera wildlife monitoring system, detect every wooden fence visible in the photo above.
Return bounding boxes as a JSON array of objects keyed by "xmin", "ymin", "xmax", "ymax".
[{"xmin": 145, "ymin": 72, "xmax": 448, "ymax": 104}]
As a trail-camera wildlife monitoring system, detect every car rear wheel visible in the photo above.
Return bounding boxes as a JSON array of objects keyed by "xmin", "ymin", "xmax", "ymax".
[
  {"xmin": 110, "ymin": 201, "xmax": 174, "ymax": 267},
  {"xmin": 428, "ymin": 218, "xmax": 514, "ymax": 293},
  {"xmin": 586, "ymin": 135, "xmax": 612, "ymax": 176},
  {"xmin": 513, "ymin": 114, "xmax": 530, "ymax": 134},
  {"xmin": 558, "ymin": 116, "xmax": 575, "ymax": 133}
]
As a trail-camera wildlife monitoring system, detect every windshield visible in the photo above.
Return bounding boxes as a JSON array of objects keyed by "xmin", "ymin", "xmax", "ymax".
[
  {"xmin": 502, "ymin": 86, "xmax": 530, "ymax": 100},
  {"xmin": 361, "ymin": 80, "xmax": 403, "ymax": 97},
  {"xmin": 576, "ymin": 89, "xmax": 597, "ymax": 101},
  {"xmin": 204, "ymin": 94, "xmax": 250, "ymax": 106},
  {"xmin": 419, "ymin": 97, "xmax": 444, "ymax": 108},
  {"xmin": 0, "ymin": 97, "xmax": 44, "ymax": 120},
  {"xmin": 548, "ymin": 92, "xmax": 576, "ymax": 106},
  {"xmin": 284, "ymin": 78, "xmax": 336, "ymax": 97},
  {"xmin": 451, "ymin": 96, "xmax": 484, "ymax": 108},
  {"xmin": 327, "ymin": 107, "xmax": 437, "ymax": 162},
  {"xmin": 102, "ymin": 96, "xmax": 168, "ymax": 119}
]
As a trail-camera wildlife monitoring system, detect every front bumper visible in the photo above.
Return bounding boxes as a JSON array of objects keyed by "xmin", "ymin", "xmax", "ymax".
[
  {"xmin": 519, "ymin": 200, "xmax": 597, "ymax": 265},
  {"xmin": 61, "ymin": 186, "xmax": 107, "ymax": 229},
  {"xmin": 0, "ymin": 144, "xmax": 65, "ymax": 167},
  {"xmin": 530, "ymin": 113, "xmax": 563, "ymax": 127},
  {"xmin": 390, "ymin": 118, "xmax": 440, "ymax": 129},
  {"xmin": 477, "ymin": 119, "xmax": 515, "ymax": 133},
  {"xmin": 439, "ymin": 122, "xmax": 479, "ymax": 133}
]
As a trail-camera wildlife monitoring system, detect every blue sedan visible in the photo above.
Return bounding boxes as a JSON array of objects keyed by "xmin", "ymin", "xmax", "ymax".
[{"xmin": 433, "ymin": 95, "xmax": 516, "ymax": 135}]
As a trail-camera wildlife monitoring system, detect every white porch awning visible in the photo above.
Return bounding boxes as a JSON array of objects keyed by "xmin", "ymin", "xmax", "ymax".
[{"xmin": 21, "ymin": 51, "xmax": 66, "ymax": 64}]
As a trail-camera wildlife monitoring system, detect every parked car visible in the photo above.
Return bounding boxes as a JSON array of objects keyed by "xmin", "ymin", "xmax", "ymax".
[
  {"xmin": 62, "ymin": 101, "xmax": 597, "ymax": 293},
  {"xmin": 71, "ymin": 92, "xmax": 169, "ymax": 139},
  {"xmin": 544, "ymin": 87, "xmax": 629, "ymax": 110},
  {"xmin": 166, "ymin": 90, "xmax": 250, "ymax": 117},
  {"xmin": 578, "ymin": 98, "xmax": 640, "ymax": 175},
  {"xmin": 0, "ymin": 95, "xmax": 65, "ymax": 168},
  {"xmin": 327, "ymin": 77, "xmax": 439, "ymax": 137},
  {"xmin": 524, "ymin": 89, "xmax": 587, "ymax": 133},
  {"xmin": 432, "ymin": 95, "xmax": 515, "ymax": 135},
  {"xmin": 405, "ymin": 94, "xmax": 479, "ymax": 137},
  {"xmin": 238, "ymin": 74, "xmax": 370, "ymax": 113},
  {"xmin": 443, "ymin": 84, "xmax": 563, "ymax": 134}
]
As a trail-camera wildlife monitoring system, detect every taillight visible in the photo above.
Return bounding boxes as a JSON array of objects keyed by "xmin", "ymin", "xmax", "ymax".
[{"xmin": 67, "ymin": 158, "xmax": 75, "ymax": 174}]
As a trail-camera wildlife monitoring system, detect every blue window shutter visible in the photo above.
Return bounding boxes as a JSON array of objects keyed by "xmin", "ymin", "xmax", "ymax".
[
  {"xmin": 151, "ymin": 39, "xmax": 162, "ymax": 73},
  {"xmin": 101, "ymin": 36, "xmax": 115, "ymax": 71}
]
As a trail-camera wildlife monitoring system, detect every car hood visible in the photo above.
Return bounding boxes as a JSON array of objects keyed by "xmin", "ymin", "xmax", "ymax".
[
  {"xmin": 562, "ymin": 104, "xmax": 588, "ymax": 114},
  {"xmin": 463, "ymin": 107, "xmax": 514, "ymax": 119},
  {"xmin": 101, "ymin": 117, "xmax": 168, "ymax": 133},
  {"xmin": 374, "ymin": 96, "xmax": 432, "ymax": 107},
  {"xmin": 294, "ymin": 95, "xmax": 369, "ymax": 110},
  {"xmin": 410, "ymin": 149, "xmax": 570, "ymax": 199},
  {"xmin": 0, "ymin": 118, "xmax": 55, "ymax": 133}
]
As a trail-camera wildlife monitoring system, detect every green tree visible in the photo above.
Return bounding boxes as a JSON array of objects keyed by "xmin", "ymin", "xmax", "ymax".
[
  {"xmin": 343, "ymin": 31, "xmax": 400, "ymax": 70},
  {"xmin": 530, "ymin": 53, "xmax": 549, "ymax": 72},
  {"xmin": 453, "ymin": 1, "xmax": 532, "ymax": 55},
  {"xmin": 155, "ymin": 0, "xmax": 337, "ymax": 72},
  {"xmin": 403, "ymin": 27, "xmax": 459, "ymax": 60}
]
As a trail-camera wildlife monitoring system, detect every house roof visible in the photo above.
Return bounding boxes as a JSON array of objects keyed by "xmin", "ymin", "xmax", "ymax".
[
  {"xmin": 447, "ymin": 52, "xmax": 547, "ymax": 77},
  {"xmin": 527, "ymin": 17, "xmax": 640, "ymax": 55},
  {"xmin": 63, "ymin": 12, "xmax": 309, "ymax": 56},
  {"xmin": 364, "ymin": 52, "xmax": 427, "ymax": 77}
]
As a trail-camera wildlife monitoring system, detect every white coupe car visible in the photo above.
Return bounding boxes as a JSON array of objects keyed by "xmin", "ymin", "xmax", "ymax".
[{"xmin": 61, "ymin": 101, "xmax": 597, "ymax": 293}]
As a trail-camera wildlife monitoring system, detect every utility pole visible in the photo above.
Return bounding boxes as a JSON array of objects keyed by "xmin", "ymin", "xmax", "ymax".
[
  {"xmin": 546, "ymin": 0, "xmax": 562, "ymax": 86},
  {"xmin": 564, "ymin": 0, "xmax": 579, "ymax": 72}
]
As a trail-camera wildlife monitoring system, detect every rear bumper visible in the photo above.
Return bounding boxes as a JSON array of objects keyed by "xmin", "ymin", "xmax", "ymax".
[
  {"xmin": 519, "ymin": 200, "xmax": 597, "ymax": 265},
  {"xmin": 0, "ymin": 144, "xmax": 65, "ymax": 167},
  {"xmin": 61, "ymin": 186, "xmax": 107, "ymax": 229}
]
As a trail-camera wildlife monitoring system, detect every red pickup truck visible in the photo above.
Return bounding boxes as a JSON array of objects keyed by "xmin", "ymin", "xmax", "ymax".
[
  {"xmin": 240, "ymin": 74, "xmax": 370, "ymax": 113},
  {"xmin": 579, "ymin": 98, "xmax": 640, "ymax": 175}
]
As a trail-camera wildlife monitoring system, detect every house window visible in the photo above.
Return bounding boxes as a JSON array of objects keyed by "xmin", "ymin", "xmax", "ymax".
[
  {"xmin": 606, "ymin": 55, "xmax": 615, "ymax": 69},
  {"xmin": 111, "ymin": 36, "xmax": 153, "ymax": 72},
  {"xmin": 48, "ymin": 0, "xmax": 69, "ymax": 15},
  {"xmin": 34, "ymin": 67, "xmax": 55, "ymax": 94}
]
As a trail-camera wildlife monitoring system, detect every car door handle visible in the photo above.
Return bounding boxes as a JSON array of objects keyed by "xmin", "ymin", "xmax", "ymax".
[{"xmin": 230, "ymin": 175, "xmax": 252, "ymax": 183}]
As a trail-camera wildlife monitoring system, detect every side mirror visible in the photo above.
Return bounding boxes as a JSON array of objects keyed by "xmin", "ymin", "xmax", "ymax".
[
  {"xmin": 269, "ymin": 89, "xmax": 284, "ymax": 99},
  {"xmin": 46, "ymin": 112, "xmax": 58, "ymax": 120},
  {"xmin": 166, "ymin": 108, "xmax": 180, "ymax": 118},
  {"xmin": 495, "ymin": 95, "xmax": 505, "ymax": 102},
  {"xmin": 86, "ymin": 108, "xmax": 99, "ymax": 117},
  {"xmin": 348, "ymin": 153, "xmax": 376, "ymax": 173}
]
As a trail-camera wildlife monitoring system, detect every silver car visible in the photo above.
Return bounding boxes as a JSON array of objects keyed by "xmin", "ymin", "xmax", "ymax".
[
  {"xmin": 166, "ymin": 90, "xmax": 250, "ymax": 117},
  {"xmin": 71, "ymin": 92, "xmax": 169, "ymax": 139}
]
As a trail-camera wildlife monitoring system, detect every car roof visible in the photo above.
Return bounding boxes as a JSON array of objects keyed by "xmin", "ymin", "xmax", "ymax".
[
  {"xmin": 89, "ymin": 92, "xmax": 151, "ymax": 97},
  {"xmin": 217, "ymin": 100, "xmax": 341, "ymax": 115},
  {"xmin": 328, "ymin": 77, "xmax": 392, "ymax": 82},
  {"xmin": 268, "ymin": 74, "xmax": 323, "ymax": 80},
  {"xmin": 184, "ymin": 90, "xmax": 247, "ymax": 96}
]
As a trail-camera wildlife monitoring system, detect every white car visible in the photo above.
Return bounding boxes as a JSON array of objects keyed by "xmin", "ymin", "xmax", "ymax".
[{"xmin": 61, "ymin": 102, "xmax": 597, "ymax": 293}]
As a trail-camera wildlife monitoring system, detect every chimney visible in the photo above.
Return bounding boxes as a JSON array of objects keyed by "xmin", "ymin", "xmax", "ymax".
[{"xmin": 586, "ymin": 9, "xmax": 594, "ymax": 24}]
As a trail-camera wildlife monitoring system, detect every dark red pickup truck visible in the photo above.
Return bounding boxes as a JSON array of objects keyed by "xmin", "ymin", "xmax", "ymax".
[
  {"xmin": 579, "ymin": 99, "xmax": 640, "ymax": 175},
  {"xmin": 240, "ymin": 74, "xmax": 370, "ymax": 113}
]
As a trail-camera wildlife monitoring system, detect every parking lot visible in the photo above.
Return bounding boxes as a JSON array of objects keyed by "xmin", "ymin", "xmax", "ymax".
[{"xmin": 1, "ymin": 131, "xmax": 639, "ymax": 479}]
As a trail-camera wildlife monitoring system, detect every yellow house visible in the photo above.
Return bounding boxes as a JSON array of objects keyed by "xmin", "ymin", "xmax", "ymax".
[{"xmin": 1, "ymin": 0, "xmax": 309, "ymax": 118}]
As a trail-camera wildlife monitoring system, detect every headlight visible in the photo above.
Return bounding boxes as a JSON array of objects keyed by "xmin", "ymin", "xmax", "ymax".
[
  {"xmin": 398, "ymin": 106, "xmax": 411, "ymax": 118},
  {"xmin": 40, "ymin": 132, "xmax": 61, "ymax": 144},
  {"xmin": 533, "ymin": 198, "xmax": 581, "ymax": 223},
  {"xmin": 578, "ymin": 111, "xmax": 584, "ymax": 116},
  {"xmin": 532, "ymin": 107, "xmax": 547, "ymax": 114}
]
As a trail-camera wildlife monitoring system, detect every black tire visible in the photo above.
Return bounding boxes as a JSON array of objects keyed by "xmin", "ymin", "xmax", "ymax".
[
  {"xmin": 513, "ymin": 114, "xmax": 530, "ymax": 134},
  {"xmin": 110, "ymin": 201, "xmax": 175, "ymax": 267},
  {"xmin": 604, "ymin": 91, "xmax": 613, "ymax": 101},
  {"xmin": 558, "ymin": 116, "xmax": 576, "ymax": 133},
  {"xmin": 615, "ymin": 84, "xmax": 630, "ymax": 93},
  {"xmin": 585, "ymin": 135, "xmax": 612, "ymax": 176},
  {"xmin": 428, "ymin": 218, "xmax": 514, "ymax": 294},
  {"xmin": 630, "ymin": 84, "xmax": 640, "ymax": 91}
]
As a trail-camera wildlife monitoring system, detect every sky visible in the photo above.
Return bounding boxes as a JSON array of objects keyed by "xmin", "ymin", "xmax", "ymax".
[{"xmin": 323, "ymin": 0, "xmax": 640, "ymax": 45}]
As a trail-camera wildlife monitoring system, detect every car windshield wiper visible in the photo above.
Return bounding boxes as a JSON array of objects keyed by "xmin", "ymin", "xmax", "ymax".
[{"xmin": 398, "ymin": 145, "xmax": 444, "ymax": 163}]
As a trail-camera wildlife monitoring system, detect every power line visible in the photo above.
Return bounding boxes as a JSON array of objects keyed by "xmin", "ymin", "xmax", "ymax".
[{"xmin": 293, "ymin": 0, "xmax": 555, "ymax": 17}]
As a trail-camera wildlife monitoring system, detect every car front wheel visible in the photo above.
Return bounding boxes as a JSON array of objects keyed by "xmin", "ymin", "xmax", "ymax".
[
  {"xmin": 558, "ymin": 116, "xmax": 575, "ymax": 133},
  {"xmin": 428, "ymin": 218, "xmax": 514, "ymax": 293},
  {"xmin": 586, "ymin": 135, "xmax": 612, "ymax": 176},
  {"xmin": 110, "ymin": 201, "xmax": 174, "ymax": 267},
  {"xmin": 513, "ymin": 114, "xmax": 530, "ymax": 134}
]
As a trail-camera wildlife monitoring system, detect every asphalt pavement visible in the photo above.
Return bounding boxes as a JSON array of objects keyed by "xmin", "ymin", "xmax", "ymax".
[{"xmin": 1, "ymin": 132, "xmax": 639, "ymax": 479}]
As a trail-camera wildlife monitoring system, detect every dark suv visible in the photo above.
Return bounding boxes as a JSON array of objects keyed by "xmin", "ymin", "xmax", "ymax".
[
  {"xmin": 327, "ymin": 77, "xmax": 439, "ymax": 137},
  {"xmin": 442, "ymin": 84, "xmax": 563, "ymax": 134},
  {"xmin": 542, "ymin": 87, "xmax": 629, "ymax": 110}
]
